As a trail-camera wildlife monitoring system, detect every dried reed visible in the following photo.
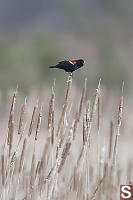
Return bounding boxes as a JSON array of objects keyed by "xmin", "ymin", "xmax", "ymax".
[
  {"xmin": 76, "ymin": 79, "xmax": 101, "ymax": 168},
  {"xmin": 112, "ymin": 82, "xmax": 124, "ymax": 166},
  {"xmin": 73, "ymin": 78, "xmax": 87, "ymax": 140},
  {"xmin": 48, "ymin": 88, "xmax": 55, "ymax": 144},
  {"xmin": 30, "ymin": 153, "xmax": 35, "ymax": 187},
  {"xmin": 48, "ymin": 89, "xmax": 55, "ymax": 131},
  {"xmin": 39, "ymin": 137, "xmax": 50, "ymax": 174},
  {"xmin": 18, "ymin": 98, "xmax": 27, "ymax": 135},
  {"xmin": 90, "ymin": 173, "xmax": 105, "ymax": 200},
  {"xmin": 51, "ymin": 110, "xmax": 54, "ymax": 144},
  {"xmin": 19, "ymin": 138, "xmax": 27, "ymax": 173},
  {"xmin": 108, "ymin": 120, "xmax": 114, "ymax": 161},
  {"xmin": 8, "ymin": 89, "xmax": 17, "ymax": 157},
  {"xmin": 35, "ymin": 161, "xmax": 41, "ymax": 179},
  {"xmin": 1, "ymin": 154, "xmax": 5, "ymax": 186},
  {"xmin": 83, "ymin": 116, "xmax": 87, "ymax": 145},
  {"xmin": 97, "ymin": 92, "xmax": 102, "ymax": 131},
  {"xmin": 56, "ymin": 75, "xmax": 72, "ymax": 136},
  {"xmin": 35, "ymin": 106, "xmax": 42, "ymax": 141},
  {"xmin": 28, "ymin": 101, "xmax": 38, "ymax": 137},
  {"xmin": 0, "ymin": 78, "xmax": 131, "ymax": 200},
  {"xmin": 90, "ymin": 79, "xmax": 101, "ymax": 123},
  {"xmin": 58, "ymin": 141, "xmax": 71, "ymax": 173},
  {"xmin": 73, "ymin": 167, "xmax": 78, "ymax": 191}
]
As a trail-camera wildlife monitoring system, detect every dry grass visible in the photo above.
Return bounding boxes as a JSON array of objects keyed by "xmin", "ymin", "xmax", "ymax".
[{"xmin": 0, "ymin": 77, "xmax": 132, "ymax": 200}]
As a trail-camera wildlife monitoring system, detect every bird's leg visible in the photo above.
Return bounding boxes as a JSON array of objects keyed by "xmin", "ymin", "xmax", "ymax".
[
  {"xmin": 68, "ymin": 72, "xmax": 71, "ymax": 76},
  {"xmin": 66, "ymin": 72, "xmax": 73, "ymax": 83},
  {"xmin": 68, "ymin": 72, "xmax": 73, "ymax": 77}
]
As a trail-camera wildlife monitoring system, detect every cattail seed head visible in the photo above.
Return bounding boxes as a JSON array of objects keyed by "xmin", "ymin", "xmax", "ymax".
[
  {"xmin": 28, "ymin": 102, "xmax": 38, "ymax": 137},
  {"xmin": 18, "ymin": 98, "xmax": 27, "ymax": 135},
  {"xmin": 19, "ymin": 138, "xmax": 27, "ymax": 173},
  {"xmin": 35, "ymin": 106, "xmax": 42, "ymax": 141}
]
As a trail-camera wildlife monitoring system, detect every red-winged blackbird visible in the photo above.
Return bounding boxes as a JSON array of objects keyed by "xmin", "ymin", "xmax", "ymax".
[{"xmin": 49, "ymin": 59, "xmax": 84, "ymax": 76}]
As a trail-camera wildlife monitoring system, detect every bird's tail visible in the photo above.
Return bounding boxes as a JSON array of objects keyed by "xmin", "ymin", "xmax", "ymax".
[{"xmin": 49, "ymin": 66, "xmax": 56, "ymax": 68}]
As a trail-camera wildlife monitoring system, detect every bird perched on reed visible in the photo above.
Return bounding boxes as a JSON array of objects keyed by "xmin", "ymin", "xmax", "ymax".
[{"xmin": 49, "ymin": 59, "xmax": 84, "ymax": 76}]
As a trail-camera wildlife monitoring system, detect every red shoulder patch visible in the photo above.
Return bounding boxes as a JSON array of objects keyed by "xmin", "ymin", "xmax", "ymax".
[{"xmin": 71, "ymin": 61, "xmax": 76, "ymax": 65}]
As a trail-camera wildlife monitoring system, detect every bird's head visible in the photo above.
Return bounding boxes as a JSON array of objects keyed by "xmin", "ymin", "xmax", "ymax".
[{"xmin": 76, "ymin": 59, "xmax": 84, "ymax": 67}]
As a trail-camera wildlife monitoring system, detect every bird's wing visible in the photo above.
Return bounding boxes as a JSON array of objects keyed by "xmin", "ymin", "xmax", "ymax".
[
  {"xmin": 58, "ymin": 60, "xmax": 68, "ymax": 65},
  {"xmin": 58, "ymin": 60, "xmax": 76, "ymax": 65}
]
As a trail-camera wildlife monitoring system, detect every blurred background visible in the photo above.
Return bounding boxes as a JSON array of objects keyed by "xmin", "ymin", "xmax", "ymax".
[{"xmin": 0, "ymin": 0, "xmax": 133, "ymax": 95}]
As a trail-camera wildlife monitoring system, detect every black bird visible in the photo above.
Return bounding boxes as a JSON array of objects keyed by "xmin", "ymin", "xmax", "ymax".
[{"xmin": 49, "ymin": 59, "xmax": 84, "ymax": 76}]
